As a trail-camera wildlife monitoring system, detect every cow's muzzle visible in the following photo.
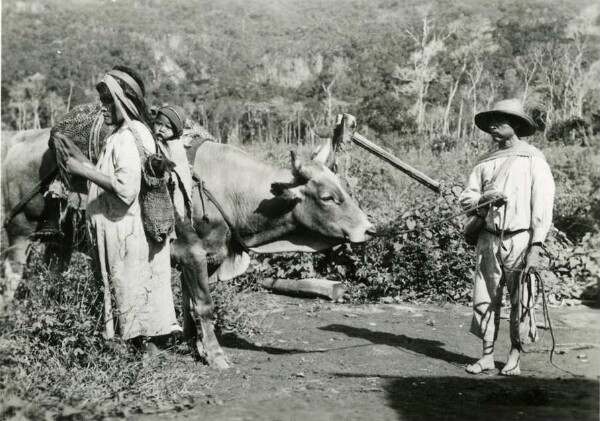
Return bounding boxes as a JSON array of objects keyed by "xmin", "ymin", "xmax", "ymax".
[{"xmin": 344, "ymin": 223, "xmax": 376, "ymax": 243}]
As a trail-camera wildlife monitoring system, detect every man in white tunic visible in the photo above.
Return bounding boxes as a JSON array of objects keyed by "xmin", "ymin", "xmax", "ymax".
[
  {"xmin": 55, "ymin": 67, "xmax": 178, "ymax": 347},
  {"xmin": 459, "ymin": 99, "xmax": 555, "ymax": 376}
]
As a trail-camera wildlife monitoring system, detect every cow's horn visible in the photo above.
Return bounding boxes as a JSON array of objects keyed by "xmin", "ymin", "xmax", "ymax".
[
  {"xmin": 312, "ymin": 138, "xmax": 332, "ymax": 165},
  {"xmin": 290, "ymin": 151, "xmax": 315, "ymax": 181}
]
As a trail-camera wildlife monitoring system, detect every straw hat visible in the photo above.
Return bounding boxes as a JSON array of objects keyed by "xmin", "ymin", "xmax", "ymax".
[{"xmin": 474, "ymin": 99, "xmax": 537, "ymax": 137}]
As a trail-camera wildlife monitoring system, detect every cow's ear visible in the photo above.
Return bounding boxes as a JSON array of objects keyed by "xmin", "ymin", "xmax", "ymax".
[
  {"xmin": 271, "ymin": 182, "xmax": 303, "ymax": 203},
  {"xmin": 290, "ymin": 151, "xmax": 317, "ymax": 181}
]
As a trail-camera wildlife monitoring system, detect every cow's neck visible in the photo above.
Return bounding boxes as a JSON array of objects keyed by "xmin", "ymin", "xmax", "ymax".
[
  {"xmin": 233, "ymin": 173, "xmax": 299, "ymax": 246},
  {"xmin": 197, "ymin": 144, "xmax": 300, "ymax": 245},
  {"xmin": 241, "ymin": 220, "xmax": 296, "ymax": 248}
]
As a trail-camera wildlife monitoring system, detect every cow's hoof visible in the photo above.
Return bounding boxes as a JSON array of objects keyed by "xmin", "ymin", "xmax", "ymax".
[{"xmin": 209, "ymin": 355, "xmax": 230, "ymax": 370}]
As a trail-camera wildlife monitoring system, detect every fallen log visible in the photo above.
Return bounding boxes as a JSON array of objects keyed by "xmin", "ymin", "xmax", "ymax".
[{"xmin": 258, "ymin": 278, "xmax": 346, "ymax": 301}]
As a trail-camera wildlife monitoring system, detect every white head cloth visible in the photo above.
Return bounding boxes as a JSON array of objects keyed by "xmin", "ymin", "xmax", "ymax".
[{"xmin": 100, "ymin": 71, "xmax": 150, "ymax": 157}]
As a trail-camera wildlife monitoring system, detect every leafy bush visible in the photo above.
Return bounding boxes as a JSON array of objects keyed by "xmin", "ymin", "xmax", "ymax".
[
  {"xmin": 545, "ymin": 232, "xmax": 600, "ymax": 301},
  {"xmin": 546, "ymin": 145, "xmax": 600, "ymax": 242}
]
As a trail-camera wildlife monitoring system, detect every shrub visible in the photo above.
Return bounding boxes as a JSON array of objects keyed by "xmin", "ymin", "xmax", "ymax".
[
  {"xmin": 329, "ymin": 194, "xmax": 475, "ymax": 303},
  {"xmin": 545, "ymin": 231, "xmax": 600, "ymax": 302},
  {"xmin": 546, "ymin": 145, "xmax": 600, "ymax": 242}
]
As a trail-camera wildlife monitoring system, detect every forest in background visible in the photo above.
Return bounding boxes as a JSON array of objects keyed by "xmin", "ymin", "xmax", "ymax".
[{"xmin": 1, "ymin": 0, "xmax": 599, "ymax": 148}]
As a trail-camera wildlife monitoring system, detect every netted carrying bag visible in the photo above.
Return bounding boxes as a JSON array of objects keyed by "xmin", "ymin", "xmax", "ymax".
[
  {"xmin": 138, "ymin": 153, "xmax": 176, "ymax": 243},
  {"xmin": 52, "ymin": 103, "xmax": 112, "ymax": 162},
  {"xmin": 51, "ymin": 103, "xmax": 112, "ymax": 192}
]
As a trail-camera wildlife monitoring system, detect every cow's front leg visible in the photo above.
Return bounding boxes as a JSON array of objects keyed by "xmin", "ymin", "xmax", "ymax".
[{"xmin": 181, "ymin": 246, "xmax": 230, "ymax": 370}]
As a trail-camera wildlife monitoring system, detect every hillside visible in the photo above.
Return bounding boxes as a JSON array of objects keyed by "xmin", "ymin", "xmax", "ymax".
[{"xmin": 2, "ymin": 0, "xmax": 598, "ymax": 145}]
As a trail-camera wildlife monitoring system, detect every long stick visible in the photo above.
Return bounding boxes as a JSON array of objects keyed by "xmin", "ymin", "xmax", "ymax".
[{"xmin": 351, "ymin": 132, "xmax": 440, "ymax": 193}]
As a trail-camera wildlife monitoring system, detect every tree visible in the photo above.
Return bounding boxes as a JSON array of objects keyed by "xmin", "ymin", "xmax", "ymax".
[
  {"xmin": 440, "ymin": 17, "xmax": 498, "ymax": 136},
  {"xmin": 8, "ymin": 81, "xmax": 27, "ymax": 131},
  {"xmin": 562, "ymin": 13, "xmax": 599, "ymax": 120},
  {"xmin": 44, "ymin": 91, "xmax": 68, "ymax": 126},
  {"xmin": 395, "ymin": 8, "xmax": 448, "ymax": 134}
]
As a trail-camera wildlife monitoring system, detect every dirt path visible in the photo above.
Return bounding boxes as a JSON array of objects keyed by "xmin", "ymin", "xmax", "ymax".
[{"xmin": 135, "ymin": 295, "xmax": 599, "ymax": 421}]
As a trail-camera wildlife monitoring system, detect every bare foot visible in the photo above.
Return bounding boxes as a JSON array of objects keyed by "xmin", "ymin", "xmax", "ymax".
[
  {"xmin": 500, "ymin": 348, "xmax": 521, "ymax": 376},
  {"xmin": 466, "ymin": 354, "xmax": 495, "ymax": 374}
]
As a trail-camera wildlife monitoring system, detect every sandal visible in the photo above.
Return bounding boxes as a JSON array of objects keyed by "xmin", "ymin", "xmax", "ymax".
[{"xmin": 466, "ymin": 362, "xmax": 494, "ymax": 374}]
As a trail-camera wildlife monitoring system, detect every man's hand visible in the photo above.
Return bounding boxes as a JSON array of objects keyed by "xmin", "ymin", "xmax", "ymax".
[
  {"xmin": 525, "ymin": 244, "xmax": 544, "ymax": 273},
  {"xmin": 479, "ymin": 190, "xmax": 507, "ymax": 207}
]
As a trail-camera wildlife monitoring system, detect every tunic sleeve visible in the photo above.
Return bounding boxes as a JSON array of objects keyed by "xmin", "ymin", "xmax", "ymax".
[
  {"xmin": 111, "ymin": 133, "xmax": 142, "ymax": 206},
  {"xmin": 531, "ymin": 157, "xmax": 555, "ymax": 244},
  {"xmin": 459, "ymin": 165, "xmax": 482, "ymax": 212}
]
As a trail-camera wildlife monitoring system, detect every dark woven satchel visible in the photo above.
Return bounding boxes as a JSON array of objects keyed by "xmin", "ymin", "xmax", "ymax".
[
  {"xmin": 139, "ymin": 153, "xmax": 176, "ymax": 243},
  {"xmin": 51, "ymin": 103, "xmax": 112, "ymax": 192}
]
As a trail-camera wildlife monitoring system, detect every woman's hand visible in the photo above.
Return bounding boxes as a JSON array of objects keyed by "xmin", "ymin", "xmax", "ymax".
[
  {"xmin": 65, "ymin": 156, "xmax": 94, "ymax": 177},
  {"xmin": 54, "ymin": 133, "xmax": 94, "ymax": 176}
]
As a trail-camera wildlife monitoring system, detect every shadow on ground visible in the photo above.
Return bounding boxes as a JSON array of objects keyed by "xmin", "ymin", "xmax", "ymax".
[
  {"xmin": 392, "ymin": 375, "xmax": 597, "ymax": 421},
  {"xmin": 219, "ymin": 333, "xmax": 305, "ymax": 354},
  {"xmin": 320, "ymin": 323, "xmax": 506, "ymax": 368},
  {"xmin": 220, "ymin": 332, "xmax": 371, "ymax": 355},
  {"xmin": 329, "ymin": 372, "xmax": 598, "ymax": 421}
]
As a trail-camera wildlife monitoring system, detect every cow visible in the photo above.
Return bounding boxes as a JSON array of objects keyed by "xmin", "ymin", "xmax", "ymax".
[
  {"xmin": 1, "ymin": 126, "xmax": 374, "ymax": 369},
  {"xmin": 1, "ymin": 128, "xmax": 81, "ymax": 310},
  {"xmin": 1, "ymin": 130, "xmax": 19, "ymax": 158}
]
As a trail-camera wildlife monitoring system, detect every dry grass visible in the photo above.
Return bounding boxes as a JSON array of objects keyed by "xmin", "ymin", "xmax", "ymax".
[{"xmin": 0, "ymin": 251, "xmax": 271, "ymax": 420}]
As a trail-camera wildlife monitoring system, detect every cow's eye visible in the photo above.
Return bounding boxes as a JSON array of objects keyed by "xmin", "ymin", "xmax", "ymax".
[{"xmin": 320, "ymin": 195, "xmax": 335, "ymax": 202}]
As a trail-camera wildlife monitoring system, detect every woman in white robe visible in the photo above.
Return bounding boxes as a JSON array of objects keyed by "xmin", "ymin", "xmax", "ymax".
[{"xmin": 55, "ymin": 66, "xmax": 178, "ymax": 344}]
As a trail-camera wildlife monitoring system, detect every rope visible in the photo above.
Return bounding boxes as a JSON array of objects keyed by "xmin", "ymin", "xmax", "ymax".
[
  {"xmin": 515, "ymin": 247, "xmax": 583, "ymax": 377},
  {"xmin": 372, "ymin": 197, "xmax": 500, "ymax": 237},
  {"xmin": 191, "ymin": 172, "xmax": 251, "ymax": 254},
  {"xmin": 191, "ymin": 172, "xmax": 209, "ymax": 221}
]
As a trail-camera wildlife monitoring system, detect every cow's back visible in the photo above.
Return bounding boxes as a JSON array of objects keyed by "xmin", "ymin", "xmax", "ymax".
[
  {"xmin": 1, "ymin": 131, "xmax": 18, "ymax": 159},
  {"xmin": 191, "ymin": 141, "xmax": 288, "ymax": 211},
  {"xmin": 2, "ymin": 128, "xmax": 52, "ymax": 219}
]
